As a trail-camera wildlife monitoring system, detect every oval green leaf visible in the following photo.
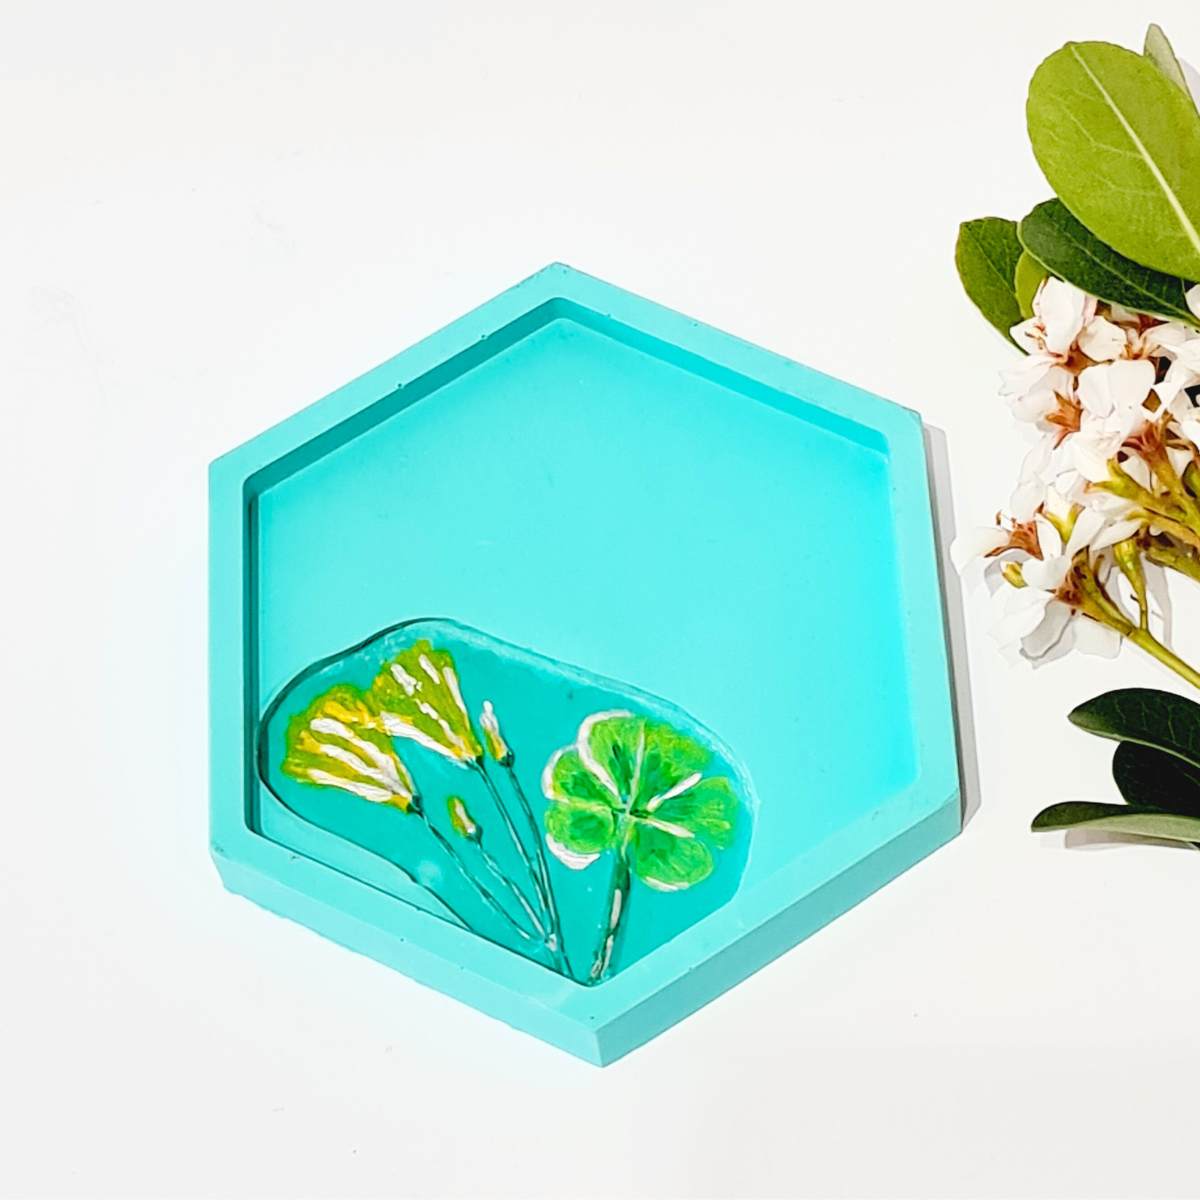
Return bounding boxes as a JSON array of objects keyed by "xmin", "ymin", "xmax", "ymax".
[
  {"xmin": 1013, "ymin": 251, "xmax": 1047, "ymax": 318},
  {"xmin": 1031, "ymin": 800, "xmax": 1200, "ymax": 843},
  {"xmin": 1144, "ymin": 24, "xmax": 1195, "ymax": 109},
  {"xmin": 1068, "ymin": 687, "xmax": 1200, "ymax": 768},
  {"xmin": 1027, "ymin": 41, "xmax": 1200, "ymax": 279},
  {"xmin": 1018, "ymin": 199, "xmax": 1198, "ymax": 325},
  {"xmin": 955, "ymin": 217, "xmax": 1023, "ymax": 342},
  {"xmin": 1112, "ymin": 740, "xmax": 1200, "ymax": 816}
]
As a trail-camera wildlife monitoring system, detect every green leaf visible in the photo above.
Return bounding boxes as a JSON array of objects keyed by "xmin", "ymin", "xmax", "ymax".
[
  {"xmin": 632, "ymin": 825, "xmax": 714, "ymax": 891},
  {"xmin": 545, "ymin": 746, "xmax": 619, "ymax": 808},
  {"xmin": 651, "ymin": 776, "xmax": 738, "ymax": 849},
  {"xmin": 955, "ymin": 217, "xmax": 1024, "ymax": 341},
  {"xmin": 582, "ymin": 712, "xmax": 645, "ymax": 800},
  {"xmin": 573, "ymin": 711, "xmax": 713, "ymax": 812},
  {"xmin": 1027, "ymin": 41, "xmax": 1200, "ymax": 279},
  {"xmin": 1018, "ymin": 199, "xmax": 1198, "ymax": 325},
  {"xmin": 1013, "ymin": 251, "xmax": 1047, "ymax": 318},
  {"xmin": 1112, "ymin": 740, "xmax": 1200, "ymax": 816},
  {"xmin": 1069, "ymin": 687, "xmax": 1200, "ymax": 768},
  {"xmin": 544, "ymin": 799, "xmax": 616, "ymax": 858},
  {"xmin": 634, "ymin": 719, "xmax": 709, "ymax": 805},
  {"xmin": 1031, "ymin": 801, "xmax": 1200, "ymax": 843},
  {"xmin": 1144, "ymin": 24, "xmax": 1195, "ymax": 109}
]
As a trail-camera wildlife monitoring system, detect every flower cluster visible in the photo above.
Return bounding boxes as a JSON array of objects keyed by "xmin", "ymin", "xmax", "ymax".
[{"xmin": 954, "ymin": 279, "xmax": 1200, "ymax": 682}]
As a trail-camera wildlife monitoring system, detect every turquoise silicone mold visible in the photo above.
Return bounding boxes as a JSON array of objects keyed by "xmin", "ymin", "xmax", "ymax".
[{"xmin": 209, "ymin": 263, "xmax": 960, "ymax": 1064}]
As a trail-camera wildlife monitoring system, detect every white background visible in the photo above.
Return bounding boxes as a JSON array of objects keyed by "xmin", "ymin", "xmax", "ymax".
[{"xmin": 5, "ymin": 2, "xmax": 1200, "ymax": 1197}]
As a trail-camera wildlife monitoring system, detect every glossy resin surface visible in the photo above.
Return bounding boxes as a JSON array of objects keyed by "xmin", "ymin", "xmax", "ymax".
[{"xmin": 210, "ymin": 264, "xmax": 959, "ymax": 1063}]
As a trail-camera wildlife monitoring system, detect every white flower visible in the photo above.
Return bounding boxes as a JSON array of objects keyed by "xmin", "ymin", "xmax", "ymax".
[
  {"xmin": 1066, "ymin": 359, "xmax": 1157, "ymax": 482},
  {"xmin": 950, "ymin": 525, "xmax": 1008, "ymax": 572},
  {"xmin": 1078, "ymin": 314, "xmax": 1127, "ymax": 362},
  {"xmin": 1009, "ymin": 436, "xmax": 1058, "ymax": 520},
  {"xmin": 1156, "ymin": 358, "xmax": 1200, "ymax": 412},
  {"xmin": 1143, "ymin": 320, "xmax": 1200, "ymax": 413},
  {"xmin": 989, "ymin": 514, "xmax": 1122, "ymax": 662},
  {"xmin": 1002, "ymin": 281, "xmax": 1096, "ymax": 417},
  {"xmin": 1078, "ymin": 359, "xmax": 1156, "ymax": 435},
  {"xmin": 1179, "ymin": 411, "xmax": 1200, "ymax": 450},
  {"xmin": 1002, "ymin": 365, "xmax": 1074, "ymax": 423},
  {"xmin": 1012, "ymin": 278, "xmax": 1094, "ymax": 357},
  {"xmin": 1145, "ymin": 321, "xmax": 1200, "ymax": 372},
  {"xmin": 1188, "ymin": 284, "xmax": 1200, "ymax": 322},
  {"xmin": 1080, "ymin": 473, "xmax": 1144, "ymax": 548}
]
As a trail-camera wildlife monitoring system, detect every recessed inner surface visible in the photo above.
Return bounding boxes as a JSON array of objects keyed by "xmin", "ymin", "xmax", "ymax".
[{"xmin": 252, "ymin": 312, "xmax": 916, "ymax": 905}]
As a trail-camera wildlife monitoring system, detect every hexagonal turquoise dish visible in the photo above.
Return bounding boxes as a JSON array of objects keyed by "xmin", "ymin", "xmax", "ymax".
[{"xmin": 209, "ymin": 264, "xmax": 959, "ymax": 1064}]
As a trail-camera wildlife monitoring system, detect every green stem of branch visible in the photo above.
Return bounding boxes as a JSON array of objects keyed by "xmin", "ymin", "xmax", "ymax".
[
  {"xmin": 1128, "ymin": 629, "xmax": 1200, "ymax": 690},
  {"xmin": 1132, "ymin": 509, "xmax": 1200, "ymax": 554},
  {"xmin": 1153, "ymin": 440, "xmax": 1200, "ymax": 529},
  {"xmin": 1113, "ymin": 538, "xmax": 1149, "ymax": 631},
  {"xmin": 1147, "ymin": 540, "xmax": 1200, "ymax": 584},
  {"xmin": 1074, "ymin": 558, "xmax": 1200, "ymax": 690}
]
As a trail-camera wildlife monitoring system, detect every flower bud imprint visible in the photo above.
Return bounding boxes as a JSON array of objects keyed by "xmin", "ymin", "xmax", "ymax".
[
  {"xmin": 479, "ymin": 699, "xmax": 514, "ymax": 766},
  {"xmin": 447, "ymin": 795, "xmax": 482, "ymax": 843}
]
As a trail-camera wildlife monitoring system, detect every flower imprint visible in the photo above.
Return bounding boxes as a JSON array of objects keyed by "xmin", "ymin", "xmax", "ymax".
[
  {"xmin": 370, "ymin": 639, "xmax": 483, "ymax": 765},
  {"xmin": 283, "ymin": 684, "xmax": 416, "ymax": 809}
]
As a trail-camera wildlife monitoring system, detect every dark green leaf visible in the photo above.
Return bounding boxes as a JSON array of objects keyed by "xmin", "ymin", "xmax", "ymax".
[
  {"xmin": 1027, "ymin": 41, "xmax": 1200, "ymax": 279},
  {"xmin": 955, "ymin": 217, "xmax": 1024, "ymax": 342},
  {"xmin": 1019, "ymin": 199, "xmax": 1198, "ymax": 325},
  {"xmin": 1144, "ymin": 24, "xmax": 1195, "ymax": 109},
  {"xmin": 1112, "ymin": 740, "xmax": 1200, "ymax": 815},
  {"xmin": 1014, "ymin": 251, "xmax": 1047, "ymax": 318},
  {"xmin": 1031, "ymin": 801, "xmax": 1200, "ymax": 843},
  {"xmin": 1069, "ymin": 688, "xmax": 1200, "ymax": 768}
]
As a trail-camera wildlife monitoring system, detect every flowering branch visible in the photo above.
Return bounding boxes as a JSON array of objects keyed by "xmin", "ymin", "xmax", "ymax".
[
  {"xmin": 954, "ymin": 23, "xmax": 1200, "ymax": 850},
  {"xmin": 954, "ymin": 278, "xmax": 1200, "ymax": 688}
]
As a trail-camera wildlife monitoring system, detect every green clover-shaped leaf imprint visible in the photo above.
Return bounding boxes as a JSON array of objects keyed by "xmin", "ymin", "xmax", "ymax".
[{"xmin": 542, "ymin": 710, "xmax": 737, "ymax": 981}]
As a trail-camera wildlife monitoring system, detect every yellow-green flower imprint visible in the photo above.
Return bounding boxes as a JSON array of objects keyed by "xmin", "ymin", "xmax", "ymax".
[
  {"xmin": 542, "ymin": 710, "xmax": 737, "ymax": 891},
  {"xmin": 447, "ymin": 795, "xmax": 481, "ymax": 842},
  {"xmin": 283, "ymin": 684, "xmax": 416, "ymax": 810},
  {"xmin": 479, "ymin": 700, "xmax": 512, "ymax": 766},
  {"xmin": 282, "ymin": 679, "xmax": 545, "ymax": 950},
  {"xmin": 369, "ymin": 639, "xmax": 483, "ymax": 765}
]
